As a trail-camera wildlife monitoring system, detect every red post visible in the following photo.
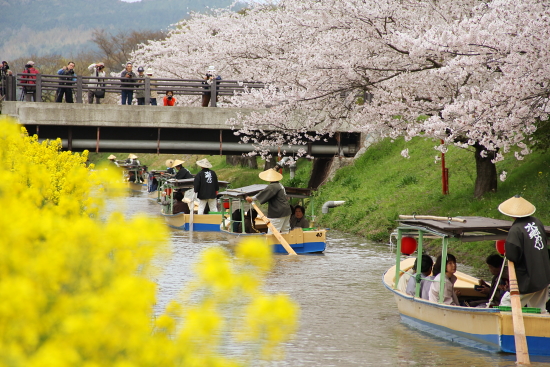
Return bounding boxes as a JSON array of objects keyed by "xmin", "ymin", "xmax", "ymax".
[{"xmin": 441, "ymin": 139, "xmax": 449, "ymax": 195}]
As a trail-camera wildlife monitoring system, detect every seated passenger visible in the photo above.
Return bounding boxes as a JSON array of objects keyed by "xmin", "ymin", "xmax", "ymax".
[
  {"xmin": 172, "ymin": 191, "xmax": 190, "ymax": 214},
  {"xmin": 429, "ymin": 253, "xmax": 460, "ymax": 306},
  {"xmin": 290, "ymin": 205, "xmax": 310, "ymax": 229},
  {"xmin": 406, "ymin": 254, "xmax": 434, "ymax": 299},
  {"xmin": 237, "ymin": 208, "xmax": 259, "ymax": 233},
  {"xmin": 470, "ymin": 254, "xmax": 508, "ymax": 307}
]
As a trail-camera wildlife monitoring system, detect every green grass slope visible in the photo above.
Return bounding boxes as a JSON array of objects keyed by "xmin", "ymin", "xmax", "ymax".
[{"xmin": 314, "ymin": 137, "xmax": 550, "ymax": 268}]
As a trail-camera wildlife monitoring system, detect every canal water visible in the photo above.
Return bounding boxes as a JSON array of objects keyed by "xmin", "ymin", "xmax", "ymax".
[{"xmin": 118, "ymin": 192, "xmax": 550, "ymax": 367}]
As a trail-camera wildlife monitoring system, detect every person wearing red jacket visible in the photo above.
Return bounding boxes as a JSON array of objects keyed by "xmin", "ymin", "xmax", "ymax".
[
  {"xmin": 163, "ymin": 90, "xmax": 176, "ymax": 106},
  {"xmin": 22, "ymin": 60, "xmax": 40, "ymax": 102}
]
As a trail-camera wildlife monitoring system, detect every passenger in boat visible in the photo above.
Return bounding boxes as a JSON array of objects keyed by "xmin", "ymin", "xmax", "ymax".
[
  {"xmin": 470, "ymin": 254, "xmax": 508, "ymax": 307},
  {"xmin": 233, "ymin": 208, "xmax": 260, "ymax": 233},
  {"xmin": 406, "ymin": 254, "xmax": 434, "ymax": 299},
  {"xmin": 245, "ymin": 168, "xmax": 292, "ymax": 234},
  {"xmin": 172, "ymin": 191, "xmax": 190, "ymax": 214},
  {"xmin": 290, "ymin": 205, "xmax": 310, "ymax": 229},
  {"xmin": 499, "ymin": 195, "xmax": 550, "ymax": 312},
  {"xmin": 173, "ymin": 159, "xmax": 193, "ymax": 179},
  {"xmin": 194, "ymin": 158, "xmax": 219, "ymax": 214},
  {"xmin": 429, "ymin": 253, "xmax": 460, "ymax": 306},
  {"xmin": 127, "ymin": 170, "xmax": 143, "ymax": 183}
]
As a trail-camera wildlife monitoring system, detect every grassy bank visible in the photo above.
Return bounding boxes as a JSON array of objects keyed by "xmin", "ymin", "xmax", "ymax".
[{"xmin": 314, "ymin": 137, "xmax": 550, "ymax": 268}]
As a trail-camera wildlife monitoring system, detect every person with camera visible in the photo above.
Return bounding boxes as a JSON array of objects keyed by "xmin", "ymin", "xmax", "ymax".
[
  {"xmin": 22, "ymin": 61, "xmax": 40, "ymax": 102},
  {"xmin": 201, "ymin": 65, "xmax": 221, "ymax": 107},
  {"xmin": 120, "ymin": 62, "xmax": 136, "ymax": 105},
  {"xmin": 135, "ymin": 66, "xmax": 146, "ymax": 105},
  {"xmin": 87, "ymin": 62, "xmax": 106, "ymax": 104},
  {"xmin": 163, "ymin": 90, "xmax": 177, "ymax": 106},
  {"xmin": 56, "ymin": 61, "xmax": 76, "ymax": 103}
]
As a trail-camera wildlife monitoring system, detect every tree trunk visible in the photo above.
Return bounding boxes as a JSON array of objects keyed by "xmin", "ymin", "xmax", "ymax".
[
  {"xmin": 473, "ymin": 143, "xmax": 498, "ymax": 198},
  {"xmin": 263, "ymin": 159, "xmax": 277, "ymax": 170},
  {"xmin": 226, "ymin": 155, "xmax": 257, "ymax": 168}
]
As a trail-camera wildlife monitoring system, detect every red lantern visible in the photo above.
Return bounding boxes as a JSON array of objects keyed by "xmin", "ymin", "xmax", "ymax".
[
  {"xmin": 401, "ymin": 237, "xmax": 418, "ymax": 255},
  {"xmin": 495, "ymin": 240, "xmax": 506, "ymax": 255},
  {"xmin": 223, "ymin": 201, "xmax": 230, "ymax": 209}
]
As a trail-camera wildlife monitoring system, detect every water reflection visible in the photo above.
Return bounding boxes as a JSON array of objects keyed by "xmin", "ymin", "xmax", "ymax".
[{"xmin": 114, "ymin": 193, "xmax": 550, "ymax": 366}]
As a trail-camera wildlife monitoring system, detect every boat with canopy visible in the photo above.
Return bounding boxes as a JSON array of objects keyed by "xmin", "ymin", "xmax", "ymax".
[
  {"xmin": 383, "ymin": 215, "xmax": 550, "ymax": 356},
  {"xmin": 218, "ymin": 184, "xmax": 327, "ymax": 254}
]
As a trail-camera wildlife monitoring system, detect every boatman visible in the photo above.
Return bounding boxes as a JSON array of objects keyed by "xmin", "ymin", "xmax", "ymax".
[
  {"xmin": 499, "ymin": 195, "xmax": 550, "ymax": 312},
  {"xmin": 194, "ymin": 158, "xmax": 219, "ymax": 214},
  {"xmin": 108, "ymin": 154, "xmax": 118, "ymax": 166},
  {"xmin": 245, "ymin": 168, "xmax": 292, "ymax": 234},
  {"xmin": 173, "ymin": 159, "xmax": 193, "ymax": 179}
]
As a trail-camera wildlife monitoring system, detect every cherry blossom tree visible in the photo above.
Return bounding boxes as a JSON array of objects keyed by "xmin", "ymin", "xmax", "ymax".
[{"xmin": 133, "ymin": 0, "xmax": 550, "ymax": 198}]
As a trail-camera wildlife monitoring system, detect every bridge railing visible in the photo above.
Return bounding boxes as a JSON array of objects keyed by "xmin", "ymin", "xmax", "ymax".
[{"xmin": 4, "ymin": 73, "xmax": 265, "ymax": 106}]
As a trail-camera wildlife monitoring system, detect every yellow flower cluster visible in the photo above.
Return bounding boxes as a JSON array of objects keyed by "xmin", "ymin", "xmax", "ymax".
[{"xmin": 0, "ymin": 117, "xmax": 298, "ymax": 366}]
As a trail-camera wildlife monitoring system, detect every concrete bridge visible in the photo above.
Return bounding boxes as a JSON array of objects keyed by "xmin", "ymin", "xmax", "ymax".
[{"xmin": 1, "ymin": 101, "xmax": 361, "ymax": 157}]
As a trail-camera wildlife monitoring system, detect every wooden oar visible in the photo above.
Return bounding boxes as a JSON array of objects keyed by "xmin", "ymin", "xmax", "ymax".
[
  {"xmin": 399, "ymin": 215, "xmax": 467, "ymax": 223},
  {"xmin": 251, "ymin": 203, "xmax": 297, "ymax": 256},
  {"xmin": 189, "ymin": 193, "xmax": 195, "ymax": 233},
  {"xmin": 508, "ymin": 260, "xmax": 530, "ymax": 365}
]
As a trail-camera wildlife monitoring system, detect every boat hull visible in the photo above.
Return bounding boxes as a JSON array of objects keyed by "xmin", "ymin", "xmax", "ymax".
[
  {"xmin": 383, "ymin": 260, "xmax": 550, "ymax": 355},
  {"xmin": 221, "ymin": 228, "xmax": 327, "ymax": 254},
  {"xmin": 161, "ymin": 212, "xmax": 222, "ymax": 232},
  {"xmin": 127, "ymin": 182, "xmax": 144, "ymax": 192}
]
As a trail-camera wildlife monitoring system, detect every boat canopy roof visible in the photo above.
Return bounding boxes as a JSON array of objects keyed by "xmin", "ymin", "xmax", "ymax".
[
  {"xmin": 165, "ymin": 178, "xmax": 230, "ymax": 190},
  {"xmin": 219, "ymin": 185, "xmax": 314, "ymax": 199},
  {"xmin": 396, "ymin": 216, "xmax": 550, "ymax": 242}
]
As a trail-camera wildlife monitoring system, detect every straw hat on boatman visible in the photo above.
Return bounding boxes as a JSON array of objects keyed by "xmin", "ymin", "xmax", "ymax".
[
  {"xmin": 498, "ymin": 195, "xmax": 550, "ymax": 312},
  {"xmin": 107, "ymin": 154, "xmax": 118, "ymax": 166},
  {"xmin": 245, "ymin": 168, "xmax": 291, "ymax": 234},
  {"xmin": 193, "ymin": 158, "xmax": 218, "ymax": 214}
]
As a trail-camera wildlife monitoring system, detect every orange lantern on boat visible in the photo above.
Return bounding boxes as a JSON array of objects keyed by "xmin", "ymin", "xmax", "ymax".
[
  {"xmin": 495, "ymin": 239, "xmax": 506, "ymax": 255},
  {"xmin": 401, "ymin": 236, "xmax": 417, "ymax": 255}
]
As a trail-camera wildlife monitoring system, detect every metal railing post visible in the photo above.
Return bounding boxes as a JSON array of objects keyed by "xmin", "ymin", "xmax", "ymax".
[
  {"xmin": 6, "ymin": 75, "xmax": 15, "ymax": 101},
  {"xmin": 144, "ymin": 77, "xmax": 151, "ymax": 105},
  {"xmin": 76, "ymin": 75, "xmax": 83, "ymax": 103},
  {"xmin": 36, "ymin": 74, "xmax": 42, "ymax": 102},
  {"xmin": 211, "ymin": 79, "xmax": 217, "ymax": 107}
]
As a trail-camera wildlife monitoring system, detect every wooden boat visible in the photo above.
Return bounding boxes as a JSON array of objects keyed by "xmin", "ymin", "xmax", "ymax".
[
  {"xmin": 159, "ymin": 178, "xmax": 229, "ymax": 232},
  {"xmin": 119, "ymin": 164, "xmax": 147, "ymax": 192},
  {"xmin": 218, "ymin": 184, "xmax": 327, "ymax": 254},
  {"xmin": 383, "ymin": 216, "xmax": 550, "ymax": 355}
]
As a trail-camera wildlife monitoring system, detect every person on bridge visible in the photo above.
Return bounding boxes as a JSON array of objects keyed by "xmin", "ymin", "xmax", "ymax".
[
  {"xmin": 87, "ymin": 62, "xmax": 106, "ymax": 104},
  {"xmin": 56, "ymin": 61, "xmax": 76, "ymax": 103},
  {"xmin": 194, "ymin": 158, "xmax": 219, "ymax": 215},
  {"xmin": 499, "ymin": 195, "xmax": 550, "ymax": 312},
  {"xmin": 245, "ymin": 168, "xmax": 292, "ymax": 234},
  {"xmin": 135, "ymin": 66, "xmax": 146, "ymax": 105},
  {"xmin": 201, "ymin": 65, "xmax": 221, "ymax": 107},
  {"xmin": 146, "ymin": 68, "xmax": 158, "ymax": 105},
  {"xmin": 163, "ymin": 90, "xmax": 176, "ymax": 106},
  {"xmin": 22, "ymin": 61, "xmax": 39, "ymax": 102},
  {"xmin": 120, "ymin": 62, "xmax": 136, "ymax": 105},
  {"xmin": 173, "ymin": 159, "xmax": 193, "ymax": 180}
]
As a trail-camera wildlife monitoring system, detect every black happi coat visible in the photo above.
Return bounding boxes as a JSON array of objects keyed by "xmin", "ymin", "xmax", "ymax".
[
  {"xmin": 505, "ymin": 216, "xmax": 550, "ymax": 294},
  {"xmin": 193, "ymin": 168, "xmax": 219, "ymax": 199},
  {"xmin": 175, "ymin": 167, "xmax": 193, "ymax": 180}
]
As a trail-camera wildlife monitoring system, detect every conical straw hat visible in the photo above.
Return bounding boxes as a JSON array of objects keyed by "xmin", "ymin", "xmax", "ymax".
[
  {"xmin": 498, "ymin": 195, "xmax": 536, "ymax": 217},
  {"xmin": 165, "ymin": 159, "xmax": 174, "ymax": 168},
  {"xmin": 128, "ymin": 154, "xmax": 138, "ymax": 159},
  {"xmin": 108, "ymin": 154, "xmax": 116, "ymax": 160},
  {"xmin": 196, "ymin": 158, "xmax": 212, "ymax": 168},
  {"xmin": 172, "ymin": 159, "xmax": 185, "ymax": 167},
  {"xmin": 259, "ymin": 168, "xmax": 283, "ymax": 182}
]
